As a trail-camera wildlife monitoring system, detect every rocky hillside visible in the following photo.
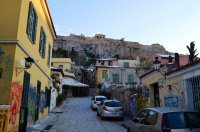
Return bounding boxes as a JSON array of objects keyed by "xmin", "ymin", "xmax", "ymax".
[{"xmin": 53, "ymin": 34, "xmax": 168, "ymax": 66}]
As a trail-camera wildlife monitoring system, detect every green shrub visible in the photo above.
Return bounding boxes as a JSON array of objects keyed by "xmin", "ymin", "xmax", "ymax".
[{"xmin": 56, "ymin": 94, "xmax": 64, "ymax": 103}]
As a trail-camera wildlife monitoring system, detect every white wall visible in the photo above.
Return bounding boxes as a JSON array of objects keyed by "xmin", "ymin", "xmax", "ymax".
[{"xmin": 50, "ymin": 87, "xmax": 58, "ymax": 112}]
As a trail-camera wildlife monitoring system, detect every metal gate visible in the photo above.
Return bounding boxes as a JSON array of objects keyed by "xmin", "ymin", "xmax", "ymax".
[{"xmin": 185, "ymin": 75, "xmax": 200, "ymax": 111}]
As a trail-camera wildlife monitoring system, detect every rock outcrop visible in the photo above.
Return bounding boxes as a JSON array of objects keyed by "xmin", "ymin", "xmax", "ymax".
[{"xmin": 53, "ymin": 34, "xmax": 168, "ymax": 65}]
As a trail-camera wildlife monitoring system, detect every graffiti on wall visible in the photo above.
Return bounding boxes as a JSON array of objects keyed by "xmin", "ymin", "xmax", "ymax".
[
  {"xmin": 164, "ymin": 95, "xmax": 178, "ymax": 107},
  {"xmin": 129, "ymin": 95, "xmax": 136, "ymax": 117},
  {"xmin": 164, "ymin": 82, "xmax": 185, "ymax": 107},
  {"xmin": 142, "ymin": 85, "xmax": 149, "ymax": 98},
  {"xmin": 136, "ymin": 96, "xmax": 149, "ymax": 113},
  {"xmin": 9, "ymin": 82, "xmax": 22, "ymax": 131},
  {"xmin": 0, "ymin": 47, "xmax": 5, "ymax": 63},
  {"xmin": 4, "ymin": 55, "xmax": 13, "ymax": 85},
  {"xmin": 0, "ymin": 109, "xmax": 8, "ymax": 132},
  {"xmin": 39, "ymin": 92, "xmax": 46, "ymax": 113},
  {"xmin": 27, "ymin": 85, "xmax": 37, "ymax": 127}
]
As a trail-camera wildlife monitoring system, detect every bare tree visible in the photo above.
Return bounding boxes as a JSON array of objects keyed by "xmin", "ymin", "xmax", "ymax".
[{"xmin": 135, "ymin": 56, "xmax": 154, "ymax": 78}]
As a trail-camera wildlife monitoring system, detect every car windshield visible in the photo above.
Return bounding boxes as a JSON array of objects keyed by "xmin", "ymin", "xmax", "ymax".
[
  {"xmin": 96, "ymin": 97, "xmax": 106, "ymax": 101},
  {"xmin": 166, "ymin": 112, "xmax": 200, "ymax": 129},
  {"xmin": 105, "ymin": 101, "xmax": 121, "ymax": 107}
]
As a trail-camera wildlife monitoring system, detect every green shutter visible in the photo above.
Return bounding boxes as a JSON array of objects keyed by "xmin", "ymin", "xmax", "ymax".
[
  {"xmin": 113, "ymin": 74, "xmax": 119, "ymax": 83},
  {"xmin": 33, "ymin": 14, "xmax": 38, "ymax": 43},
  {"xmin": 27, "ymin": 3, "xmax": 33, "ymax": 37},
  {"xmin": 39, "ymin": 27, "xmax": 46, "ymax": 58},
  {"xmin": 48, "ymin": 45, "xmax": 51, "ymax": 66},
  {"xmin": 27, "ymin": 2, "xmax": 37, "ymax": 44},
  {"xmin": 42, "ymin": 34, "xmax": 46, "ymax": 58},
  {"xmin": 39, "ymin": 28, "xmax": 42, "ymax": 55},
  {"xmin": 128, "ymin": 75, "xmax": 134, "ymax": 84}
]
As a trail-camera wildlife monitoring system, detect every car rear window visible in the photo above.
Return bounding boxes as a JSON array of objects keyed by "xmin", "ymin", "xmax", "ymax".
[
  {"xmin": 105, "ymin": 101, "xmax": 121, "ymax": 107},
  {"xmin": 165, "ymin": 112, "xmax": 200, "ymax": 129},
  {"xmin": 96, "ymin": 97, "xmax": 106, "ymax": 101}
]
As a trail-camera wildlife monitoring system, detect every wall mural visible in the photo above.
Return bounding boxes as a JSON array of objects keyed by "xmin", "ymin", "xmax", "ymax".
[
  {"xmin": 0, "ymin": 108, "xmax": 8, "ymax": 132},
  {"xmin": 39, "ymin": 91, "xmax": 46, "ymax": 113},
  {"xmin": 136, "ymin": 96, "xmax": 149, "ymax": 113},
  {"xmin": 27, "ymin": 85, "xmax": 37, "ymax": 127},
  {"xmin": 4, "ymin": 54, "xmax": 12, "ymax": 85},
  {"xmin": 164, "ymin": 81, "xmax": 185, "ymax": 108},
  {"xmin": 142, "ymin": 85, "xmax": 149, "ymax": 98},
  {"xmin": 164, "ymin": 95, "xmax": 178, "ymax": 107},
  {"xmin": 9, "ymin": 82, "xmax": 22, "ymax": 132},
  {"xmin": 129, "ymin": 95, "xmax": 136, "ymax": 117}
]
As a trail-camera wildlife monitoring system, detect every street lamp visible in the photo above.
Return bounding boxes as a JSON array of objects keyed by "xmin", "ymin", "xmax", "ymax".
[
  {"xmin": 153, "ymin": 57, "xmax": 166, "ymax": 79},
  {"xmin": 16, "ymin": 56, "xmax": 34, "ymax": 76}
]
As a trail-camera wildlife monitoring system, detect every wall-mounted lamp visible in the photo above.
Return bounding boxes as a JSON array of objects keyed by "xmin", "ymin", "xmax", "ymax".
[
  {"xmin": 16, "ymin": 57, "xmax": 34, "ymax": 76},
  {"xmin": 25, "ymin": 57, "xmax": 34, "ymax": 68},
  {"xmin": 153, "ymin": 57, "xmax": 166, "ymax": 79}
]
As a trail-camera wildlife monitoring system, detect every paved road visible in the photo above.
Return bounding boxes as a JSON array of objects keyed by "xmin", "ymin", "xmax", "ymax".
[{"xmin": 49, "ymin": 97, "xmax": 127, "ymax": 132}]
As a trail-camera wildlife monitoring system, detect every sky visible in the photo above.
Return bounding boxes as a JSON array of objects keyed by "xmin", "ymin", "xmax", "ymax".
[{"xmin": 47, "ymin": 0, "xmax": 200, "ymax": 55}]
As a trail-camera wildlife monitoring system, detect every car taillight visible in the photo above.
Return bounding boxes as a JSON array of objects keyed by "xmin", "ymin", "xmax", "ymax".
[{"xmin": 162, "ymin": 114, "xmax": 171, "ymax": 132}]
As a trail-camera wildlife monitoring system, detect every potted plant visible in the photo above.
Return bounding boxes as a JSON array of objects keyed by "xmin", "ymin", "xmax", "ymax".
[{"xmin": 56, "ymin": 94, "xmax": 64, "ymax": 106}]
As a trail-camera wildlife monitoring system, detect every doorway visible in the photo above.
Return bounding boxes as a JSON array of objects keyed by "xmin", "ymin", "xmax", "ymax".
[
  {"xmin": 35, "ymin": 81, "xmax": 41, "ymax": 121},
  {"xmin": 152, "ymin": 83, "xmax": 160, "ymax": 107},
  {"xmin": 18, "ymin": 71, "xmax": 30, "ymax": 132}
]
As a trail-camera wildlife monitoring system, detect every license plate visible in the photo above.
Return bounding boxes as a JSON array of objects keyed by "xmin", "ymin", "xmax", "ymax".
[{"xmin": 111, "ymin": 113, "xmax": 118, "ymax": 115}]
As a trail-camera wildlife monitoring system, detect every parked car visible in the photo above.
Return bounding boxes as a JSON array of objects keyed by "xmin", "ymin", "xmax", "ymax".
[
  {"xmin": 97, "ymin": 100, "xmax": 123, "ymax": 120},
  {"xmin": 126, "ymin": 107, "xmax": 200, "ymax": 132},
  {"xmin": 91, "ymin": 95, "xmax": 107, "ymax": 110}
]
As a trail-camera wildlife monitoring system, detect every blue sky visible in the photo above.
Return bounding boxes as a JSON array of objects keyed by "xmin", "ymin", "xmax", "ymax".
[{"xmin": 47, "ymin": 0, "xmax": 200, "ymax": 55}]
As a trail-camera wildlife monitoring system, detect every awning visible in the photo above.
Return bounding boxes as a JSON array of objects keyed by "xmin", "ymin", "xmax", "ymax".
[{"xmin": 62, "ymin": 77, "xmax": 89, "ymax": 87}]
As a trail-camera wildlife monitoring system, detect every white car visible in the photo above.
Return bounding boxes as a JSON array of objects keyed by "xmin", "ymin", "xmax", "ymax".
[
  {"xmin": 97, "ymin": 100, "xmax": 124, "ymax": 120},
  {"xmin": 91, "ymin": 95, "xmax": 107, "ymax": 110}
]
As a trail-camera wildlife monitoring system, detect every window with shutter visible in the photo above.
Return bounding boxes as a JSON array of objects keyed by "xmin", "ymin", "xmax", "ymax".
[
  {"xmin": 39, "ymin": 27, "xmax": 46, "ymax": 58},
  {"xmin": 123, "ymin": 62, "xmax": 129, "ymax": 68},
  {"xmin": 102, "ymin": 70, "xmax": 108, "ymax": 79},
  {"xmin": 27, "ymin": 2, "xmax": 38, "ymax": 43},
  {"xmin": 128, "ymin": 75, "xmax": 134, "ymax": 84},
  {"xmin": 112, "ymin": 74, "xmax": 119, "ymax": 83},
  {"xmin": 47, "ymin": 44, "xmax": 51, "ymax": 67}
]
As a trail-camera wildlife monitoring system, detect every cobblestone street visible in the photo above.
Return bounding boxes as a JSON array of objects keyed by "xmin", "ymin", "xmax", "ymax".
[{"xmin": 49, "ymin": 97, "xmax": 127, "ymax": 132}]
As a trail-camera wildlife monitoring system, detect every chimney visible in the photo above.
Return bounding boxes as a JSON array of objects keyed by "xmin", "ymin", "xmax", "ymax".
[
  {"xmin": 175, "ymin": 53, "xmax": 180, "ymax": 68},
  {"xmin": 168, "ymin": 55, "xmax": 173, "ymax": 64}
]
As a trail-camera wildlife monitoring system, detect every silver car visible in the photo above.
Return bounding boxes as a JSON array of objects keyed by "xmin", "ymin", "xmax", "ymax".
[
  {"xmin": 91, "ymin": 95, "xmax": 107, "ymax": 110},
  {"xmin": 126, "ymin": 107, "xmax": 200, "ymax": 132},
  {"xmin": 97, "ymin": 100, "xmax": 123, "ymax": 120}
]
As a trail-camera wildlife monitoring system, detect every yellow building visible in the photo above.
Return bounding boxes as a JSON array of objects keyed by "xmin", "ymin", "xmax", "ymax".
[
  {"xmin": 0, "ymin": 0, "xmax": 56, "ymax": 131},
  {"xmin": 51, "ymin": 58, "xmax": 89, "ymax": 97},
  {"xmin": 140, "ymin": 70, "xmax": 165, "ymax": 107},
  {"xmin": 95, "ymin": 58, "xmax": 118, "ymax": 84},
  {"xmin": 51, "ymin": 58, "xmax": 75, "ymax": 78},
  {"xmin": 140, "ymin": 64, "xmax": 196, "ymax": 110}
]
